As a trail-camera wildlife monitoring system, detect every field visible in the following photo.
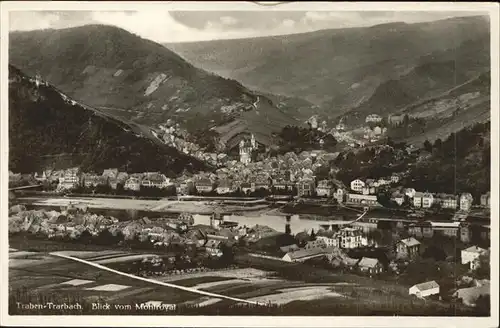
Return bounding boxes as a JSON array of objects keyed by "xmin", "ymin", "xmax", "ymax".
[{"xmin": 8, "ymin": 241, "xmax": 487, "ymax": 316}]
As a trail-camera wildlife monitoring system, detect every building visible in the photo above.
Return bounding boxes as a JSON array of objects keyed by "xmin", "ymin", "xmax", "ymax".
[
  {"xmin": 461, "ymin": 246, "xmax": 487, "ymax": 267},
  {"xmin": 58, "ymin": 168, "xmax": 81, "ymax": 190},
  {"xmin": 316, "ymin": 180, "xmax": 333, "ymax": 197},
  {"xmin": 306, "ymin": 116, "xmax": 319, "ymax": 130},
  {"xmin": 453, "ymin": 282, "xmax": 490, "ymax": 307},
  {"xmin": 391, "ymin": 192, "xmax": 405, "ymax": 206},
  {"xmin": 409, "ymin": 281, "xmax": 440, "ymax": 298},
  {"xmin": 141, "ymin": 173, "xmax": 170, "ymax": 189},
  {"xmin": 102, "ymin": 168, "xmax": 119, "ymax": 180},
  {"xmin": 365, "ymin": 114, "xmax": 383, "ymax": 123},
  {"xmin": 338, "ymin": 227, "xmax": 363, "ymax": 249},
  {"xmin": 396, "ymin": 237, "xmax": 421, "ymax": 260},
  {"xmin": 422, "ymin": 192, "xmax": 434, "ymax": 208},
  {"xmin": 239, "ymin": 135, "xmax": 257, "ymax": 165},
  {"xmin": 438, "ymin": 194, "xmax": 458, "ymax": 209},
  {"xmin": 204, "ymin": 239, "xmax": 223, "ymax": 257},
  {"xmin": 347, "ymin": 194, "xmax": 379, "ymax": 207},
  {"xmin": 350, "ymin": 179, "xmax": 365, "ymax": 193},
  {"xmin": 304, "ymin": 239, "xmax": 328, "ymax": 250},
  {"xmin": 460, "ymin": 193, "xmax": 474, "ymax": 211},
  {"xmin": 413, "ymin": 192, "xmax": 424, "ymax": 207},
  {"xmin": 430, "ymin": 221, "xmax": 460, "ymax": 238},
  {"xmin": 253, "ymin": 177, "xmax": 271, "ymax": 191},
  {"xmin": 83, "ymin": 174, "xmax": 107, "ymax": 188},
  {"xmin": 388, "ymin": 114, "xmax": 405, "ymax": 126},
  {"xmin": 404, "ymin": 188, "xmax": 416, "ymax": 199},
  {"xmin": 272, "ymin": 179, "xmax": 290, "ymax": 191},
  {"xmin": 216, "ymin": 180, "xmax": 233, "ymax": 194},
  {"xmin": 240, "ymin": 182, "xmax": 252, "ymax": 194},
  {"xmin": 34, "ymin": 171, "xmax": 49, "ymax": 182},
  {"xmin": 316, "ymin": 235, "xmax": 339, "ymax": 248},
  {"xmin": 297, "ymin": 178, "xmax": 316, "ymax": 197},
  {"xmin": 390, "ymin": 174, "xmax": 400, "ymax": 183},
  {"xmin": 357, "ymin": 257, "xmax": 383, "ymax": 275},
  {"xmin": 282, "ymin": 248, "xmax": 327, "ymax": 262},
  {"xmin": 195, "ymin": 178, "xmax": 214, "ymax": 194},
  {"xmin": 334, "ymin": 188, "xmax": 345, "ymax": 204},
  {"xmin": 480, "ymin": 192, "xmax": 490, "ymax": 208},
  {"xmin": 123, "ymin": 177, "xmax": 141, "ymax": 191}
]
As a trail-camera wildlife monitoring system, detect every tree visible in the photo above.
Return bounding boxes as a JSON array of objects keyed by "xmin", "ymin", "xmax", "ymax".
[
  {"xmin": 403, "ymin": 114, "xmax": 410, "ymax": 127},
  {"xmin": 475, "ymin": 295, "xmax": 490, "ymax": 315},
  {"xmin": 423, "ymin": 140, "xmax": 433, "ymax": 153},
  {"xmin": 79, "ymin": 230, "xmax": 93, "ymax": 244},
  {"xmin": 422, "ymin": 245, "xmax": 447, "ymax": 261}
]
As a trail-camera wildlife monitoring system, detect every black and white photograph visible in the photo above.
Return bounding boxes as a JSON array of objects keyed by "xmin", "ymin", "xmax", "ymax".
[{"xmin": 1, "ymin": 1, "xmax": 498, "ymax": 327}]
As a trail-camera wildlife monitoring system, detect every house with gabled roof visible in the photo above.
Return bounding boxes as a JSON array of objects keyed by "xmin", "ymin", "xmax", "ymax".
[
  {"xmin": 461, "ymin": 245, "xmax": 487, "ymax": 267},
  {"xmin": 460, "ymin": 193, "xmax": 474, "ymax": 211},
  {"xmin": 357, "ymin": 257, "xmax": 383, "ymax": 275},
  {"xmin": 279, "ymin": 244, "xmax": 300, "ymax": 253},
  {"xmin": 396, "ymin": 237, "xmax": 421, "ymax": 260},
  {"xmin": 409, "ymin": 281, "xmax": 440, "ymax": 298},
  {"xmin": 282, "ymin": 248, "xmax": 328, "ymax": 263}
]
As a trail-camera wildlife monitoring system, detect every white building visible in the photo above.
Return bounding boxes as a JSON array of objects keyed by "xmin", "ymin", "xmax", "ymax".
[
  {"xmin": 409, "ymin": 281, "xmax": 440, "ymax": 298},
  {"xmin": 460, "ymin": 193, "xmax": 474, "ymax": 211},
  {"xmin": 282, "ymin": 248, "xmax": 327, "ymax": 263},
  {"xmin": 461, "ymin": 246, "xmax": 487, "ymax": 267},
  {"xmin": 316, "ymin": 180, "xmax": 333, "ymax": 197},
  {"xmin": 347, "ymin": 193, "xmax": 379, "ymax": 206},
  {"xmin": 365, "ymin": 114, "xmax": 383, "ymax": 123},
  {"xmin": 216, "ymin": 180, "xmax": 233, "ymax": 194},
  {"xmin": 404, "ymin": 188, "xmax": 417, "ymax": 199},
  {"xmin": 124, "ymin": 177, "xmax": 141, "ymax": 191},
  {"xmin": 350, "ymin": 179, "xmax": 365, "ymax": 193},
  {"xmin": 337, "ymin": 227, "xmax": 363, "ymax": 249},
  {"xmin": 422, "ymin": 193, "xmax": 434, "ymax": 208},
  {"xmin": 391, "ymin": 174, "xmax": 400, "ymax": 183},
  {"xmin": 440, "ymin": 194, "xmax": 458, "ymax": 209},
  {"xmin": 334, "ymin": 188, "xmax": 345, "ymax": 204},
  {"xmin": 57, "ymin": 168, "xmax": 81, "ymax": 190},
  {"xmin": 391, "ymin": 192, "xmax": 405, "ymax": 206},
  {"xmin": 413, "ymin": 192, "xmax": 424, "ymax": 207}
]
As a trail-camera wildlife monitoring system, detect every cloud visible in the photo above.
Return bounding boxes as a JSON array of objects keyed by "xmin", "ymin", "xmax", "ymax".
[
  {"xmin": 282, "ymin": 19, "xmax": 295, "ymax": 28},
  {"xmin": 220, "ymin": 16, "xmax": 238, "ymax": 26},
  {"xmin": 9, "ymin": 10, "xmax": 487, "ymax": 43}
]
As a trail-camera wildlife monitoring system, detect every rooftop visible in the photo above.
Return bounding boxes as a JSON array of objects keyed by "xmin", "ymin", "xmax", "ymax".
[
  {"xmin": 463, "ymin": 245, "xmax": 487, "ymax": 254},
  {"xmin": 412, "ymin": 280, "xmax": 439, "ymax": 291},
  {"xmin": 358, "ymin": 257, "xmax": 379, "ymax": 268},
  {"xmin": 284, "ymin": 248, "xmax": 327, "ymax": 260},
  {"xmin": 399, "ymin": 237, "xmax": 421, "ymax": 247}
]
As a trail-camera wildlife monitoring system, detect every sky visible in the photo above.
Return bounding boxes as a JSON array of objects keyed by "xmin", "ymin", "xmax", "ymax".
[{"xmin": 9, "ymin": 10, "xmax": 486, "ymax": 43}]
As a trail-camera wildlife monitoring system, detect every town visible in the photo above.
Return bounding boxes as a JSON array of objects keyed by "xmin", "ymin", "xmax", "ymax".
[{"xmin": 6, "ymin": 8, "xmax": 493, "ymax": 320}]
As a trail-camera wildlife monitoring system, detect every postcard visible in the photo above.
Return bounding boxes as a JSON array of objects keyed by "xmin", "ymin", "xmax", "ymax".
[{"xmin": 1, "ymin": 1, "xmax": 498, "ymax": 327}]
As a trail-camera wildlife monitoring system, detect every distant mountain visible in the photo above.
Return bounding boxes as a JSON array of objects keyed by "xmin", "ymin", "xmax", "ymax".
[
  {"xmin": 166, "ymin": 16, "xmax": 490, "ymax": 113},
  {"xmin": 392, "ymin": 71, "xmax": 491, "ymax": 145},
  {"xmin": 344, "ymin": 33, "xmax": 490, "ymax": 124},
  {"xmin": 8, "ymin": 65, "xmax": 210, "ymax": 175},
  {"xmin": 9, "ymin": 25, "xmax": 301, "ymax": 149}
]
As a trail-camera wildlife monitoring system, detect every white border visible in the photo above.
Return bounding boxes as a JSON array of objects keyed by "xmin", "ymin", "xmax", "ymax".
[{"xmin": 1, "ymin": 1, "xmax": 499, "ymax": 327}]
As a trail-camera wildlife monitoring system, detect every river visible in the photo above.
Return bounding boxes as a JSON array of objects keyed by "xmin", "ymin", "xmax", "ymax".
[{"xmin": 192, "ymin": 214, "xmax": 377, "ymax": 234}]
